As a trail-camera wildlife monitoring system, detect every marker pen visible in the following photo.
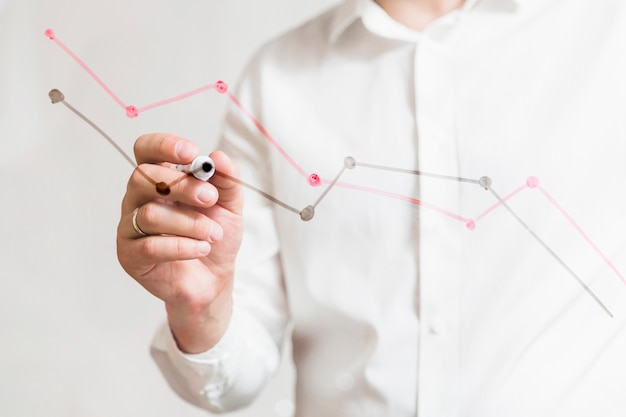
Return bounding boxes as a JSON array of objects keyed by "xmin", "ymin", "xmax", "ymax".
[{"xmin": 176, "ymin": 155, "xmax": 216, "ymax": 181}]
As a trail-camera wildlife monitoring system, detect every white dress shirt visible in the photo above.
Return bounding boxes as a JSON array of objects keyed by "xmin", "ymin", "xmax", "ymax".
[{"xmin": 151, "ymin": 0, "xmax": 626, "ymax": 415}]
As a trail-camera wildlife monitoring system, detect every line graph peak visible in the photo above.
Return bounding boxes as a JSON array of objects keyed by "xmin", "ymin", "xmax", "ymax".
[{"xmin": 527, "ymin": 176, "xmax": 540, "ymax": 188}]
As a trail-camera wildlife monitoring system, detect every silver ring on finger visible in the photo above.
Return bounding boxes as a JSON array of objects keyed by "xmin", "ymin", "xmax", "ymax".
[{"xmin": 131, "ymin": 207, "xmax": 148, "ymax": 238}]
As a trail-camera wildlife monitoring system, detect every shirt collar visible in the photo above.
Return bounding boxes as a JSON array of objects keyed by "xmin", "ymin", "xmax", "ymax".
[{"xmin": 328, "ymin": 0, "xmax": 521, "ymax": 43}]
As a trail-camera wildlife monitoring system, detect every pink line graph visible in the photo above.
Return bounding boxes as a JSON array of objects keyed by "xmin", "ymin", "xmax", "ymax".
[
  {"xmin": 539, "ymin": 186, "xmax": 626, "ymax": 286},
  {"xmin": 45, "ymin": 29, "xmax": 127, "ymax": 109},
  {"xmin": 224, "ymin": 91, "xmax": 309, "ymax": 178},
  {"xmin": 43, "ymin": 27, "xmax": 458, "ymax": 221},
  {"xmin": 45, "ymin": 28, "xmax": 625, "ymax": 295}
]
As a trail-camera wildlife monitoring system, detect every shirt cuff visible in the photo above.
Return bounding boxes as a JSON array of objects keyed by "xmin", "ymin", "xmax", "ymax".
[
  {"xmin": 152, "ymin": 309, "xmax": 243, "ymax": 411},
  {"xmin": 151, "ymin": 306, "xmax": 281, "ymax": 412}
]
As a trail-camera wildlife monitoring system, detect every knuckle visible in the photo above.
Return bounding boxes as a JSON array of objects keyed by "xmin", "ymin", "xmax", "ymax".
[
  {"xmin": 140, "ymin": 237, "xmax": 161, "ymax": 259},
  {"xmin": 157, "ymin": 134, "xmax": 178, "ymax": 158},
  {"xmin": 190, "ymin": 212, "xmax": 211, "ymax": 237},
  {"xmin": 174, "ymin": 239, "xmax": 187, "ymax": 258},
  {"xmin": 141, "ymin": 203, "xmax": 161, "ymax": 228}
]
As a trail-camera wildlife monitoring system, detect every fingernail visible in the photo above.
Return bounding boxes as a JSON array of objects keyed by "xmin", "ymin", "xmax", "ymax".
[
  {"xmin": 198, "ymin": 186, "xmax": 216, "ymax": 203},
  {"xmin": 175, "ymin": 142, "xmax": 195, "ymax": 161},
  {"xmin": 209, "ymin": 224, "xmax": 223, "ymax": 242},
  {"xmin": 197, "ymin": 241, "xmax": 210, "ymax": 256}
]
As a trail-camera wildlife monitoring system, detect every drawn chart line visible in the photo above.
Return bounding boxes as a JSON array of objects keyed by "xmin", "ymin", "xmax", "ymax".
[
  {"xmin": 49, "ymin": 89, "xmax": 309, "ymax": 216},
  {"xmin": 214, "ymin": 172, "xmax": 302, "ymax": 216},
  {"xmin": 41, "ymin": 28, "xmax": 489, "ymax": 218},
  {"xmin": 53, "ymin": 86, "xmax": 617, "ymax": 316},
  {"xmin": 45, "ymin": 29, "xmax": 127, "ymax": 109},
  {"xmin": 47, "ymin": 89, "xmax": 157, "ymax": 189},
  {"xmin": 488, "ymin": 186, "xmax": 613, "ymax": 317},
  {"xmin": 45, "ymin": 28, "xmax": 470, "ymax": 222},
  {"xmin": 46, "ymin": 28, "xmax": 625, "ymax": 316},
  {"xmin": 138, "ymin": 84, "xmax": 219, "ymax": 114},
  {"xmin": 315, "ymin": 173, "xmax": 472, "ymax": 224},
  {"xmin": 355, "ymin": 161, "xmax": 480, "ymax": 185},
  {"xmin": 312, "ymin": 166, "xmax": 347, "ymax": 209},
  {"xmin": 539, "ymin": 186, "xmax": 626, "ymax": 286},
  {"xmin": 52, "ymin": 89, "xmax": 218, "ymax": 196},
  {"xmin": 475, "ymin": 183, "xmax": 527, "ymax": 222},
  {"xmin": 224, "ymin": 91, "xmax": 309, "ymax": 178}
]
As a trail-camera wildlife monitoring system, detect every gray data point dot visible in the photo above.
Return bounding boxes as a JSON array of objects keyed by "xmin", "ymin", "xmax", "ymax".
[
  {"xmin": 300, "ymin": 205, "xmax": 315, "ymax": 221},
  {"xmin": 344, "ymin": 156, "xmax": 356, "ymax": 169},
  {"xmin": 479, "ymin": 176, "xmax": 492, "ymax": 190},
  {"xmin": 49, "ymin": 89, "xmax": 65, "ymax": 104}
]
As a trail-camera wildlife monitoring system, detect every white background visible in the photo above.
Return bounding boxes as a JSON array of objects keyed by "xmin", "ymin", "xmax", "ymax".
[{"xmin": 0, "ymin": 1, "xmax": 339, "ymax": 416}]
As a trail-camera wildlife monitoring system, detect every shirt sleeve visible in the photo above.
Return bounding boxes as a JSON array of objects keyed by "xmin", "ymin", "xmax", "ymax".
[{"xmin": 150, "ymin": 306, "xmax": 281, "ymax": 413}]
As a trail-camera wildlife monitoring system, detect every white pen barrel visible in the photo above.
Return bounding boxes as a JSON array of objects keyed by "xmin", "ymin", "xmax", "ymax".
[{"xmin": 176, "ymin": 155, "xmax": 216, "ymax": 181}]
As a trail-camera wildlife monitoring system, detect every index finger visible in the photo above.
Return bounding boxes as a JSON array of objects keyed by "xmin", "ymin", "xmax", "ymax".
[{"xmin": 134, "ymin": 133, "xmax": 199, "ymax": 165}]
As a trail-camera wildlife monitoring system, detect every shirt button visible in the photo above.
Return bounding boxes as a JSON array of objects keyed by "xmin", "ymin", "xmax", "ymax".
[{"xmin": 429, "ymin": 318, "xmax": 447, "ymax": 335}]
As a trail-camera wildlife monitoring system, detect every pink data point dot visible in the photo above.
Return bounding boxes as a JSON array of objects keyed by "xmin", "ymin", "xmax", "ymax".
[
  {"xmin": 465, "ymin": 220, "xmax": 476, "ymax": 231},
  {"xmin": 215, "ymin": 81, "xmax": 228, "ymax": 94},
  {"xmin": 526, "ymin": 176, "xmax": 540, "ymax": 188},
  {"xmin": 308, "ymin": 173, "xmax": 322, "ymax": 186},
  {"xmin": 125, "ymin": 105, "xmax": 139, "ymax": 118},
  {"xmin": 44, "ymin": 29, "xmax": 55, "ymax": 40}
]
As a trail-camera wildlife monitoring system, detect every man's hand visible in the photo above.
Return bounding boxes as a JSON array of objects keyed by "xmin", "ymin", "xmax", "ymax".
[{"xmin": 117, "ymin": 133, "xmax": 243, "ymax": 353}]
